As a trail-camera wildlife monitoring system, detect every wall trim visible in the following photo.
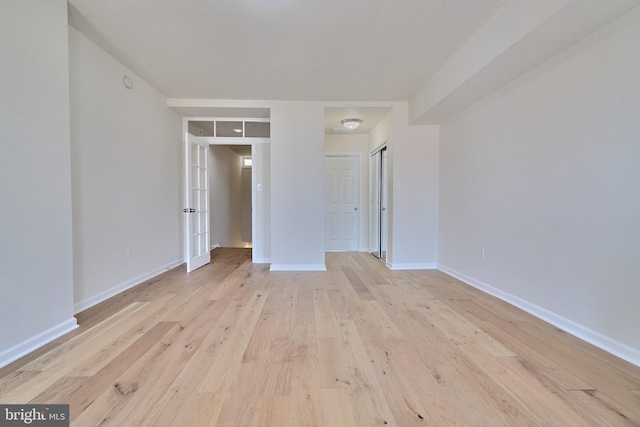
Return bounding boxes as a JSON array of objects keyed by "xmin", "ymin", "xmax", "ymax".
[
  {"xmin": 252, "ymin": 257, "xmax": 271, "ymax": 264},
  {"xmin": 0, "ymin": 318, "xmax": 78, "ymax": 369},
  {"xmin": 269, "ymin": 264, "xmax": 327, "ymax": 272},
  {"xmin": 74, "ymin": 259, "xmax": 184, "ymax": 314},
  {"xmin": 438, "ymin": 264, "xmax": 640, "ymax": 368},
  {"xmin": 388, "ymin": 262, "xmax": 437, "ymax": 271}
]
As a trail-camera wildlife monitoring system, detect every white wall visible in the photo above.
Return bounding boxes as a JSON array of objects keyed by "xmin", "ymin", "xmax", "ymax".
[
  {"xmin": 69, "ymin": 27, "xmax": 183, "ymax": 312},
  {"xmin": 209, "ymin": 146, "xmax": 244, "ymax": 247},
  {"xmin": 325, "ymin": 134, "xmax": 370, "ymax": 251},
  {"xmin": 389, "ymin": 105, "xmax": 439, "ymax": 269},
  {"xmin": 270, "ymin": 102, "xmax": 326, "ymax": 270},
  {"xmin": 367, "ymin": 107, "xmax": 440, "ymax": 269},
  {"xmin": 368, "ymin": 110, "xmax": 393, "ymax": 152},
  {"xmin": 0, "ymin": 0, "xmax": 77, "ymax": 367},
  {"xmin": 438, "ymin": 9, "xmax": 640, "ymax": 364},
  {"xmin": 252, "ymin": 143, "xmax": 271, "ymax": 262}
]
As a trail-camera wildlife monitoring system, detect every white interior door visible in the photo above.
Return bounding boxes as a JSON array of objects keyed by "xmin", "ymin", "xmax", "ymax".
[
  {"xmin": 185, "ymin": 133, "xmax": 210, "ymax": 272},
  {"xmin": 325, "ymin": 155, "xmax": 360, "ymax": 251}
]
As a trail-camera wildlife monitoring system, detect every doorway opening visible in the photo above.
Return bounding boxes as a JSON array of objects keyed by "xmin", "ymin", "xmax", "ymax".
[
  {"xmin": 184, "ymin": 114, "xmax": 270, "ymax": 268},
  {"xmin": 209, "ymin": 144, "xmax": 253, "ymax": 249}
]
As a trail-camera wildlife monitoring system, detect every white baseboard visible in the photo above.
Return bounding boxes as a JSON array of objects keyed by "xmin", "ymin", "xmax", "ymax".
[
  {"xmin": 438, "ymin": 264, "xmax": 640, "ymax": 368},
  {"xmin": 388, "ymin": 262, "xmax": 437, "ymax": 270},
  {"xmin": 0, "ymin": 318, "xmax": 78, "ymax": 369},
  {"xmin": 74, "ymin": 259, "xmax": 184, "ymax": 314},
  {"xmin": 210, "ymin": 243, "xmax": 220, "ymax": 250},
  {"xmin": 269, "ymin": 264, "xmax": 327, "ymax": 272},
  {"xmin": 252, "ymin": 257, "xmax": 271, "ymax": 264}
]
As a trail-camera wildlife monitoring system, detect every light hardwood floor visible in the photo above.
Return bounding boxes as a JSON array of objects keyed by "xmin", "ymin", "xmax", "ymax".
[{"xmin": 1, "ymin": 248, "xmax": 639, "ymax": 426}]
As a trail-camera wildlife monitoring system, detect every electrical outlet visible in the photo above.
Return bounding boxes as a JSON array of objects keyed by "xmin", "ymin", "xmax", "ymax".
[{"xmin": 479, "ymin": 247, "xmax": 485, "ymax": 259}]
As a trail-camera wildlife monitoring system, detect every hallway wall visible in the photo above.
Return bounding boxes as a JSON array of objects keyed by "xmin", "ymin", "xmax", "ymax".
[{"xmin": 69, "ymin": 26, "xmax": 183, "ymax": 312}]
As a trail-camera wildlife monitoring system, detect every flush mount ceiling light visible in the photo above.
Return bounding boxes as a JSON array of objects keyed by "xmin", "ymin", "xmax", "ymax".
[{"xmin": 341, "ymin": 118, "xmax": 362, "ymax": 130}]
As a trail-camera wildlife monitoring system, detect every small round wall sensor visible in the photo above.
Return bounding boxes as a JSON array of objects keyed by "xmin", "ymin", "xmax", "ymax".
[{"xmin": 123, "ymin": 75, "xmax": 133, "ymax": 89}]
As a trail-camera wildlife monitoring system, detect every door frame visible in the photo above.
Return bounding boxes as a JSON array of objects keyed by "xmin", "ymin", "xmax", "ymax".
[{"xmin": 182, "ymin": 116, "xmax": 270, "ymax": 265}]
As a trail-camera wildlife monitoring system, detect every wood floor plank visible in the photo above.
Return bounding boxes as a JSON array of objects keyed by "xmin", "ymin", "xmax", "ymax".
[
  {"xmin": 341, "ymin": 266, "xmax": 376, "ymax": 300},
  {"xmin": 326, "ymin": 288, "xmax": 364, "ymax": 322},
  {"xmin": 456, "ymin": 299, "xmax": 596, "ymax": 391},
  {"xmin": 362, "ymin": 300, "xmax": 406, "ymax": 341},
  {"xmin": 0, "ymin": 370, "xmax": 40, "ymax": 396},
  {"xmin": 460, "ymin": 299, "xmax": 640, "ymax": 421},
  {"xmin": 313, "ymin": 288, "xmax": 340, "ymax": 338},
  {"xmin": 197, "ymin": 290, "xmax": 267, "ymax": 393},
  {"xmin": 516, "ymin": 320, "xmax": 640, "ymax": 390},
  {"xmin": 91, "ymin": 300, "xmax": 238, "ymax": 426},
  {"xmin": 567, "ymin": 389, "xmax": 639, "ymax": 427},
  {"xmin": 366, "ymin": 341, "xmax": 431, "ymax": 426},
  {"xmin": 2, "ymin": 302, "xmax": 160, "ymax": 403},
  {"xmin": 320, "ymin": 389, "xmax": 360, "ymax": 427},
  {"xmin": 169, "ymin": 392, "xmax": 220, "ymax": 427},
  {"xmin": 69, "ymin": 323, "xmax": 188, "ymax": 426},
  {"xmin": 370, "ymin": 336, "xmax": 469, "ymax": 426},
  {"xmin": 294, "ymin": 284, "xmax": 317, "ymax": 327},
  {"xmin": 67, "ymin": 292, "xmax": 190, "ymax": 377},
  {"xmin": 336, "ymin": 320, "xmax": 397, "ymax": 426},
  {"xmin": 316, "ymin": 337, "xmax": 350, "ymax": 389},
  {"xmin": 418, "ymin": 300, "xmax": 516, "ymax": 357},
  {"xmin": 64, "ymin": 321, "xmax": 179, "ymax": 420},
  {"xmin": 288, "ymin": 324, "xmax": 325, "ymax": 427},
  {"xmin": 215, "ymin": 362, "xmax": 263, "ymax": 426},
  {"xmin": 145, "ymin": 300, "xmax": 249, "ymax": 426},
  {"xmin": 1, "ymin": 248, "xmax": 639, "ymax": 426},
  {"xmin": 400, "ymin": 308, "xmax": 534, "ymax": 425},
  {"xmin": 20, "ymin": 301, "xmax": 149, "ymax": 372},
  {"xmin": 253, "ymin": 396, "xmax": 290, "ymax": 427}
]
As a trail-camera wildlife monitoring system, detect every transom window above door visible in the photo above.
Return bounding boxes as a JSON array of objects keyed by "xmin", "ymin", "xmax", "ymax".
[{"xmin": 188, "ymin": 119, "xmax": 270, "ymax": 139}]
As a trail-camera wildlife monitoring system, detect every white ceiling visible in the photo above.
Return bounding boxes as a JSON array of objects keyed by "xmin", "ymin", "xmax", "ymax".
[
  {"xmin": 67, "ymin": 0, "xmax": 506, "ymax": 102},
  {"xmin": 67, "ymin": 0, "xmax": 640, "ymax": 129}
]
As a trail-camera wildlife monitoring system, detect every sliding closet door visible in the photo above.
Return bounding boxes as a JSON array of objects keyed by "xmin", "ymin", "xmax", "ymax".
[
  {"xmin": 380, "ymin": 147, "xmax": 388, "ymax": 261},
  {"xmin": 370, "ymin": 153, "xmax": 380, "ymax": 256},
  {"xmin": 370, "ymin": 145, "xmax": 388, "ymax": 261}
]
